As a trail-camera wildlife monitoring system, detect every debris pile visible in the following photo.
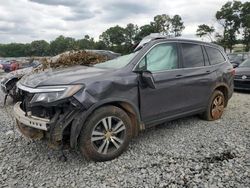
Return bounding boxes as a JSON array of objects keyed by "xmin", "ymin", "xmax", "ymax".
[{"xmin": 37, "ymin": 50, "xmax": 109, "ymax": 71}]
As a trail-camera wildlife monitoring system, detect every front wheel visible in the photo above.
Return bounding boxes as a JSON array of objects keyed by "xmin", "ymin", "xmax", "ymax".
[
  {"xmin": 79, "ymin": 105, "xmax": 133, "ymax": 162},
  {"xmin": 201, "ymin": 90, "xmax": 225, "ymax": 121}
]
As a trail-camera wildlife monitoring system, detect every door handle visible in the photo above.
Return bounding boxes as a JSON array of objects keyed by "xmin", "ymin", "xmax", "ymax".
[{"xmin": 176, "ymin": 74, "xmax": 183, "ymax": 78}]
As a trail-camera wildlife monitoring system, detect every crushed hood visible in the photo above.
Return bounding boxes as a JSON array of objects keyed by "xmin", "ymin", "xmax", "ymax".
[{"xmin": 19, "ymin": 65, "xmax": 111, "ymax": 88}]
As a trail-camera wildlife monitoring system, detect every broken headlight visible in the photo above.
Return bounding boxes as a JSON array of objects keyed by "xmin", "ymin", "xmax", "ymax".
[{"xmin": 30, "ymin": 85, "xmax": 83, "ymax": 103}]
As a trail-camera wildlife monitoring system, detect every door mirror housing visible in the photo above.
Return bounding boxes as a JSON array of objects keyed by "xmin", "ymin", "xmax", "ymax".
[{"xmin": 141, "ymin": 71, "xmax": 156, "ymax": 89}]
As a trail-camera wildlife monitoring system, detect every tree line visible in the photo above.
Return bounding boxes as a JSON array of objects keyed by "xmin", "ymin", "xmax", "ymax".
[
  {"xmin": 0, "ymin": 0, "xmax": 249, "ymax": 57},
  {"xmin": 0, "ymin": 14, "xmax": 184, "ymax": 57},
  {"xmin": 196, "ymin": 1, "xmax": 250, "ymax": 52}
]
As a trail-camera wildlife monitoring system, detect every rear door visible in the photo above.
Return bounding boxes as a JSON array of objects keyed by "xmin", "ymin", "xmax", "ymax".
[{"xmin": 179, "ymin": 43, "xmax": 215, "ymax": 109}]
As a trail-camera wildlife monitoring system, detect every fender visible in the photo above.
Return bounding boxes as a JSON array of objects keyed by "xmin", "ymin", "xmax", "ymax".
[
  {"xmin": 210, "ymin": 82, "xmax": 232, "ymax": 107},
  {"xmin": 212, "ymin": 82, "xmax": 231, "ymax": 96},
  {"xmin": 70, "ymin": 98, "xmax": 141, "ymax": 148}
]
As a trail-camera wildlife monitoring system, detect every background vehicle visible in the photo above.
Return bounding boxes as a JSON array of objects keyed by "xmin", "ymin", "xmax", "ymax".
[
  {"xmin": 0, "ymin": 60, "xmax": 20, "ymax": 72},
  {"xmin": 14, "ymin": 36, "xmax": 234, "ymax": 162},
  {"xmin": 228, "ymin": 52, "xmax": 250, "ymax": 68},
  {"xmin": 234, "ymin": 58, "xmax": 250, "ymax": 91},
  {"xmin": 1, "ymin": 65, "xmax": 39, "ymax": 102}
]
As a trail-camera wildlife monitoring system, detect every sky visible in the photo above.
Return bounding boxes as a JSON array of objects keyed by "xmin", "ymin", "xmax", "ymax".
[{"xmin": 0, "ymin": 0, "xmax": 246, "ymax": 44}]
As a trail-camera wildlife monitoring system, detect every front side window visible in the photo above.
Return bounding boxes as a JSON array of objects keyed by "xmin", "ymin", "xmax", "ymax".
[
  {"xmin": 181, "ymin": 43, "xmax": 205, "ymax": 68},
  {"xmin": 137, "ymin": 43, "xmax": 178, "ymax": 72},
  {"xmin": 205, "ymin": 46, "xmax": 225, "ymax": 65}
]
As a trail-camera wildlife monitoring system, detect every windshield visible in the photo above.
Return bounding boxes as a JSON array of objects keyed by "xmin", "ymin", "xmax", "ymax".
[
  {"xmin": 239, "ymin": 59, "xmax": 250, "ymax": 67},
  {"xmin": 94, "ymin": 52, "xmax": 138, "ymax": 69}
]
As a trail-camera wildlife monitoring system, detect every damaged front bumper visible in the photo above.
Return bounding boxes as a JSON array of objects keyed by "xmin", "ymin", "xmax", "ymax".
[
  {"xmin": 14, "ymin": 102, "xmax": 50, "ymax": 131},
  {"xmin": 13, "ymin": 100, "xmax": 82, "ymax": 148},
  {"xmin": 14, "ymin": 102, "xmax": 50, "ymax": 140}
]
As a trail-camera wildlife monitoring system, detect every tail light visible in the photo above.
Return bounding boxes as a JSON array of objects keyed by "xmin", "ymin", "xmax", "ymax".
[
  {"xmin": 229, "ymin": 68, "xmax": 235, "ymax": 76},
  {"xmin": 231, "ymin": 69, "xmax": 236, "ymax": 76}
]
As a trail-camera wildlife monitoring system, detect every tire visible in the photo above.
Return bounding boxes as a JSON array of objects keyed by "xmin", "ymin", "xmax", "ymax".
[
  {"xmin": 201, "ymin": 90, "xmax": 225, "ymax": 121},
  {"xmin": 79, "ymin": 105, "xmax": 133, "ymax": 162}
]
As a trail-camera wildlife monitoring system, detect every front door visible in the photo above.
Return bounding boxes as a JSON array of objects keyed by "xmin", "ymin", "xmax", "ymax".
[{"xmin": 136, "ymin": 42, "xmax": 187, "ymax": 123}]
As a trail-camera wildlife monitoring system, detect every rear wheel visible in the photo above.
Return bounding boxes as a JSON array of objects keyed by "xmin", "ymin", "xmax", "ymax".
[
  {"xmin": 79, "ymin": 105, "xmax": 133, "ymax": 162},
  {"xmin": 201, "ymin": 90, "xmax": 225, "ymax": 121}
]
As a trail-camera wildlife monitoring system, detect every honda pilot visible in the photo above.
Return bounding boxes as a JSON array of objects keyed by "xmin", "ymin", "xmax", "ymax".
[{"xmin": 14, "ymin": 37, "xmax": 234, "ymax": 161}]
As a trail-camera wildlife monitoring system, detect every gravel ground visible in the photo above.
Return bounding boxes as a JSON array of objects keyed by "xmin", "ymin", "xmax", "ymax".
[{"xmin": 0, "ymin": 84, "xmax": 249, "ymax": 187}]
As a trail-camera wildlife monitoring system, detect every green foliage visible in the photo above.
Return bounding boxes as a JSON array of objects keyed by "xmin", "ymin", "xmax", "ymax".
[
  {"xmin": 151, "ymin": 14, "xmax": 171, "ymax": 35},
  {"xmin": 215, "ymin": 1, "xmax": 242, "ymax": 51},
  {"xmin": 99, "ymin": 25, "xmax": 126, "ymax": 47},
  {"xmin": 170, "ymin": 15, "xmax": 185, "ymax": 37},
  {"xmin": 76, "ymin": 35, "xmax": 96, "ymax": 50},
  {"xmin": 241, "ymin": 2, "xmax": 250, "ymax": 51},
  {"xmin": 0, "ymin": 43, "xmax": 31, "ymax": 57},
  {"xmin": 50, "ymin": 35, "xmax": 77, "ymax": 55},
  {"xmin": 30, "ymin": 40, "xmax": 50, "ymax": 56},
  {"xmin": 134, "ymin": 24, "xmax": 157, "ymax": 43},
  {"xmin": 195, "ymin": 1, "xmax": 249, "ymax": 52},
  {"xmin": 196, "ymin": 24, "xmax": 215, "ymax": 41}
]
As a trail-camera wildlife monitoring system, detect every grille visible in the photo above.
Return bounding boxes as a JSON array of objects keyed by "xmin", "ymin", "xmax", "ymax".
[
  {"xmin": 234, "ymin": 80, "xmax": 250, "ymax": 89},
  {"xmin": 234, "ymin": 75, "xmax": 250, "ymax": 80}
]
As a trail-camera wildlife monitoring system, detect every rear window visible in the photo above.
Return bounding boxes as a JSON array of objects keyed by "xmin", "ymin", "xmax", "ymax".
[
  {"xmin": 181, "ymin": 43, "xmax": 205, "ymax": 68},
  {"xmin": 205, "ymin": 46, "xmax": 225, "ymax": 65}
]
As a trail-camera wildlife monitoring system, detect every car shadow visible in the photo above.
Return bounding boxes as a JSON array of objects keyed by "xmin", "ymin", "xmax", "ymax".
[{"xmin": 234, "ymin": 89, "xmax": 250, "ymax": 94}]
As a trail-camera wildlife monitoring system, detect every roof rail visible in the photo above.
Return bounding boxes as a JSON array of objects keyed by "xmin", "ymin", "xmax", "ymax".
[{"xmin": 134, "ymin": 33, "xmax": 172, "ymax": 52}]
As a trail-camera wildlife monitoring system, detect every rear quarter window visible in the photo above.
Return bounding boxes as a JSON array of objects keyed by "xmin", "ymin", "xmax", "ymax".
[
  {"xmin": 205, "ymin": 46, "xmax": 226, "ymax": 65},
  {"xmin": 181, "ymin": 43, "xmax": 205, "ymax": 68}
]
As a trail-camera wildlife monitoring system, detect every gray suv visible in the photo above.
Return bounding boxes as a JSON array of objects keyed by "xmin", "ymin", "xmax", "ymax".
[{"xmin": 14, "ymin": 37, "xmax": 234, "ymax": 161}]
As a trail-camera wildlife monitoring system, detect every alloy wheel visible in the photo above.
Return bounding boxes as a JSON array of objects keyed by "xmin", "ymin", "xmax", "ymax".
[
  {"xmin": 211, "ymin": 95, "xmax": 224, "ymax": 119},
  {"xmin": 91, "ymin": 116, "xmax": 126, "ymax": 155}
]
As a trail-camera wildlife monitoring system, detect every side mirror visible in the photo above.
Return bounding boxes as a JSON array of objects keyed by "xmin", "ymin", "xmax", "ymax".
[
  {"xmin": 231, "ymin": 62, "xmax": 239, "ymax": 68},
  {"xmin": 141, "ymin": 71, "xmax": 156, "ymax": 89}
]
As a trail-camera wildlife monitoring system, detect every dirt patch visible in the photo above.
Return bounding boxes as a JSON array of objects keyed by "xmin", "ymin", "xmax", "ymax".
[{"xmin": 204, "ymin": 150, "xmax": 236, "ymax": 163}]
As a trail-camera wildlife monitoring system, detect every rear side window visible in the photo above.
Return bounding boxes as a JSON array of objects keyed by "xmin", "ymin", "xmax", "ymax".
[
  {"xmin": 181, "ymin": 43, "xmax": 205, "ymax": 68},
  {"xmin": 205, "ymin": 46, "xmax": 226, "ymax": 65}
]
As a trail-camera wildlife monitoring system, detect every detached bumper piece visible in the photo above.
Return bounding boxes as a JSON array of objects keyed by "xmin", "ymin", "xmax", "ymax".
[
  {"xmin": 14, "ymin": 102, "xmax": 49, "ymax": 131},
  {"xmin": 14, "ymin": 101, "xmax": 81, "ymax": 145}
]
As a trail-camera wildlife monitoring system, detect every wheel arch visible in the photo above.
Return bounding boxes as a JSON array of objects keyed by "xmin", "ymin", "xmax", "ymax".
[
  {"xmin": 70, "ymin": 98, "xmax": 142, "ymax": 148},
  {"xmin": 212, "ymin": 83, "xmax": 230, "ymax": 107}
]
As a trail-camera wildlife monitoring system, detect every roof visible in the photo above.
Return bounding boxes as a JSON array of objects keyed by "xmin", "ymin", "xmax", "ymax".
[{"xmin": 134, "ymin": 33, "xmax": 223, "ymax": 52}]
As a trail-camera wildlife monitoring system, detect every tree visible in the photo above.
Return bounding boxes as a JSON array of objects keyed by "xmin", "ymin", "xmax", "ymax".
[
  {"xmin": 216, "ymin": 1, "xmax": 242, "ymax": 52},
  {"xmin": 99, "ymin": 26, "xmax": 126, "ymax": 47},
  {"xmin": 170, "ymin": 15, "xmax": 185, "ymax": 37},
  {"xmin": 151, "ymin": 14, "xmax": 171, "ymax": 35},
  {"xmin": 50, "ymin": 35, "xmax": 77, "ymax": 55},
  {"xmin": 241, "ymin": 2, "xmax": 250, "ymax": 51},
  {"xmin": 124, "ymin": 23, "xmax": 139, "ymax": 46},
  {"xmin": 0, "ymin": 43, "xmax": 31, "ymax": 57},
  {"xmin": 94, "ymin": 41, "xmax": 108, "ymax": 50},
  {"xmin": 76, "ymin": 35, "xmax": 95, "ymax": 50},
  {"xmin": 134, "ymin": 24, "xmax": 156, "ymax": 43},
  {"xmin": 30, "ymin": 40, "xmax": 50, "ymax": 56},
  {"xmin": 196, "ymin": 24, "xmax": 215, "ymax": 41}
]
